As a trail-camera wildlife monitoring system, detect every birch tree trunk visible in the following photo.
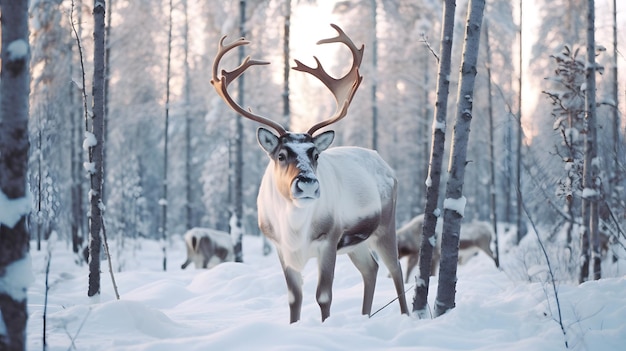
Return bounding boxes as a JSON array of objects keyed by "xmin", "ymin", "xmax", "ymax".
[
  {"xmin": 103, "ymin": 0, "xmax": 113, "ymax": 204},
  {"xmin": 0, "ymin": 1, "xmax": 31, "ymax": 348},
  {"xmin": 516, "ymin": 0, "xmax": 523, "ymax": 243},
  {"xmin": 434, "ymin": 0, "xmax": 485, "ymax": 317},
  {"xmin": 282, "ymin": 0, "xmax": 291, "ymax": 130},
  {"xmin": 370, "ymin": 0, "xmax": 379, "ymax": 150},
  {"xmin": 609, "ymin": 0, "xmax": 622, "ymax": 212},
  {"xmin": 160, "ymin": 0, "xmax": 173, "ymax": 271},
  {"xmin": 231, "ymin": 0, "xmax": 248, "ymax": 263},
  {"xmin": 88, "ymin": 0, "xmax": 107, "ymax": 296},
  {"xmin": 412, "ymin": 0, "xmax": 456, "ymax": 317},
  {"xmin": 580, "ymin": 0, "xmax": 600, "ymax": 282},
  {"xmin": 70, "ymin": 0, "xmax": 86, "ymax": 258},
  {"xmin": 183, "ymin": 0, "xmax": 193, "ymax": 230},
  {"xmin": 484, "ymin": 21, "xmax": 500, "ymax": 268}
]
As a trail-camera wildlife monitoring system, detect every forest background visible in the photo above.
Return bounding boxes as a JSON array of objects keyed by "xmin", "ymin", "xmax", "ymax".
[{"xmin": 25, "ymin": 0, "xmax": 625, "ymax": 276}]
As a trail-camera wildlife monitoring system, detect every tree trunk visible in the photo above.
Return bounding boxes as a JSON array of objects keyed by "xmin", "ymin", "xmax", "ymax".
[
  {"xmin": 609, "ymin": 0, "xmax": 622, "ymax": 213},
  {"xmin": 282, "ymin": 0, "xmax": 291, "ymax": 130},
  {"xmin": 184, "ymin": 0, "xmax": 193, "ymax": 230},
  {"xmin": 484, "ymin": 21, "xmax": 500, "ymax": 268},
  {"xmin": 370, "ymin": 0, "xmax": 378, "ymax": 150},
  {"xmin": 160, "ymin": 0, "xmax": 173, "ymax": 271},
  {"xmin": 231, "ymin": 0, "xmax": 248, "ymax": 263},
  {"xmin": 516, "ymin": 0, "xmax": 523, "ymax": 243},
  {"xmin": 412, "ymin": 0, "xmax": 456, "ymax": 317},
  {"xmin": 0, "ymin": 1, "xmax": 31, "ymax": 349},
  {"xmin": 102, "ymin": 0, "xmax": 112, "ymax": 204},
  {"xmin": 88, "ymin": 0, "xmax": 107, "ymax": 297},
  {"xmin": 435, "ymin": 0, "xmax": 485, "ymax": 317},
  {"xmin": 580, "ymin": 0, "xmax": 600, "ymax": 282},
  {"xmin": 70, "ymin": 0, "xmax": 86, "ymax": 258}
]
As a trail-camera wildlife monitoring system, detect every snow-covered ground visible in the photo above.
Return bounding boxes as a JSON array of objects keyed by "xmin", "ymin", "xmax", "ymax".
[{"xmin": 27, "ymin": 231, "xmax": 626, "ymax": 350}]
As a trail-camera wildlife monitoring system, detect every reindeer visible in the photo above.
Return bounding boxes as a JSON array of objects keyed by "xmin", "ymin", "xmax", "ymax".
[
  {"xmin": 211, "ymin": 24, "xmax": 409, "ymax": 323},
  {"xmin": 456, "ymin": 221, "xmax": 496, "ymax": 265},
  {"xmin": 397, "ymin": 214, "xmax": 495, "ymax": 282},
  {"xmin": 181, "ymin": 228, "xmax": 234, "ymax": 269}
]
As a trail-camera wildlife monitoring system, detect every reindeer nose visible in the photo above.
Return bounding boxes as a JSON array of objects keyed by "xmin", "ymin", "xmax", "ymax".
[{"xmin": 294, "ymin": 176, "xmax": 320, "ymax": 198}]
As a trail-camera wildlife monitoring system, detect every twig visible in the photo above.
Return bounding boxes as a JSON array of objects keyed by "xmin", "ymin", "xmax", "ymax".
[
  {"xmin": 43, "ymin": 243, "xmax": 52, "ymax": 351},
  {"xmin": 604, "ymin": 200, "xmax": 626, "ymax": 241},
  {"xmin": 518, "ymin": 187, "xmax": 569, "ymax": 349},
  {"xmin": 69, "ymin": 0, "xmax": 90, "ymax": 132},
  {"xmin": 370, "ymin": 285, "xmax": 414, "ymax": 318},
  {"xmin": 101, "ymin": 215, "xmax": 120, "ymax": 299},
  {"xmin": 64, "ymin": 308, "xmax": 91, "ymax": 351},
  {"xmin": 420, "ymin": 33, "xmax": 439, "ymax": 63}
]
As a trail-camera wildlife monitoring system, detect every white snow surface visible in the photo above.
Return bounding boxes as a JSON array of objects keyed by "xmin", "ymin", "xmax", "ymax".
[{"xmin": 27, "ymin": 235, "xmax": 626, "ymax": 351}]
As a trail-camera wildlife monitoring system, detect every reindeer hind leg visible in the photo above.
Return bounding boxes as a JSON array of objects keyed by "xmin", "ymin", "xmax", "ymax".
[
  {"xmin": 373, "ymin": 230, "xmax": 409, "ymax": 315},
  {"xmin": 348, "ymin": 245, "xmax": 379, "ymax": 316}
]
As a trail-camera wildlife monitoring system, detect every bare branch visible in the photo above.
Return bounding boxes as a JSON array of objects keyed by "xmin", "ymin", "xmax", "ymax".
[{"xmin": 420, "ymin": 33, "xmax": 440, "ymax": 63}]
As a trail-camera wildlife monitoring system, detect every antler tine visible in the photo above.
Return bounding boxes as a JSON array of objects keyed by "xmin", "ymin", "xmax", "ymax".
[
  {"xmin": 211, "ymin": 36, "xmax": 287, "ymax": 136},
  {"xmin": 293, "ymin": 24, "xmax": 364, "ymax": 136}
]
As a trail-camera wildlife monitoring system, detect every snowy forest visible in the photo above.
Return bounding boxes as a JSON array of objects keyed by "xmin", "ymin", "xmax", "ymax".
[{"xmin": 1, "ymin": 0, "xmax": 626, "ymax": 350}]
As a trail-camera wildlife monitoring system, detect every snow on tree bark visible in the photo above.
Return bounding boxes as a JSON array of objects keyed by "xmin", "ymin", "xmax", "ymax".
[
  {"xmin": 0, "ymin": 0, "xmax": 31, "ymax": 349},
  {"xmin": 434, "ymin": 0, "xmax": 485, "ymax": 318},
  {"xmin": 412, "ymin": 0, "xmax": 456, "ymax": 318}
]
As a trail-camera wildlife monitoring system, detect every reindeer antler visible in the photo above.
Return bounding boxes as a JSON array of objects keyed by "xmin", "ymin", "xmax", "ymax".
[
  {"xmin": 293, "ymin": 24, "xmax": 364, "ymax": 136},
  {"xmin": 211, "ymin": 36, "xmax": 287, "ymax": 136},
  {"xmin": 211, "ymin": 24, "xmax": 363, "ymax": 137}
]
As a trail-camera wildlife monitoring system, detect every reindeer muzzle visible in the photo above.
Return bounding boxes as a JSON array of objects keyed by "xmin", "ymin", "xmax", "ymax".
[{"xmin": 292, "ymin": 175, "xmax": 320, "ymax": 201}]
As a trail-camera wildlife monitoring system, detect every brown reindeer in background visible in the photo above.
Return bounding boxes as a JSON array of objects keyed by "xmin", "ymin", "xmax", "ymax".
[{"xmin": 397, "ymin": 214, "xmax": 496, "ymax": 282}]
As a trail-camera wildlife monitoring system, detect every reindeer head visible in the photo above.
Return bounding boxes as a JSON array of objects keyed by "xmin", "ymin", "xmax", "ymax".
[
  {"xmin": 211, "ymin": 24, "xmax": 363, "ymax": 208},
  {"xmin": 257, "ymin": 128, "xmax": 334, "ymax": 207}
]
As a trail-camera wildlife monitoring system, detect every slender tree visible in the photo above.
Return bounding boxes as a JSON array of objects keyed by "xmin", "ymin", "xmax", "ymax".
[
  {"xmin": 435, "ymin": 0, "xmax": 485, "ymax": 317},
  {"xmin": 516, "ymin": 0, "xmax": 523, "ymax": 243},
  {"xmin": 87, "ymin": 0, "xmax": 107, "ymax": 297},
  {"xmin": 609, "ymin": 0, "xmax": 622, "ymax": 211},
  {"xmin": 0, "ymin": 1, "xmax": 31, "ymax": 348},
  {"xmin": 484, "ymin": 20, "xmax": 500, "ymax": 267},
  {"xmin": 580, "ymin": 0, "xmax": 600, "ymax": 282},
  {"xmin": 70, "ymin": 0, "xmax": 86, "ymax": 258},
  {"xmin": 543, "ymin": 46, "xmax": 586, "ymax": 248},
  {"xmin": 183, "ymin": 0, "xmax": 193, "ymax": 230},
  {"xmin": 282, "ymin": 0, "xmax": 291, "ymax": 130},
  {"xmin": 370, "ymin": 0, "xmax": 379, "ymax": 150},
  {"xmin": 103, "ymin": 0, "xmax": 113, "ymax": 204},
  {"xmin": 160, "ymin": 0, "xmax": 173, "ymax": 271},
  {"xmin": 412, "ymin": 0, "xmax": 456, "ymax": 317},
  {"xmin": 231, "ymin": 0, "xmax": 248, "ymax": 262}
]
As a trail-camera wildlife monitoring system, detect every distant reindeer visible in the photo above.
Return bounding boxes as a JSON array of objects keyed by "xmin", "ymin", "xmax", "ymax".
[
  {"xmin": 181, "ymin": 228, "xmax": 234, "ymax": 269},
  {"xmin": 397, "ymin": 214, "xmax": 495, "ymax": 282},
  {"xmin": 211, "ymin": 24, "xmax": 408, "ymax": 323}
]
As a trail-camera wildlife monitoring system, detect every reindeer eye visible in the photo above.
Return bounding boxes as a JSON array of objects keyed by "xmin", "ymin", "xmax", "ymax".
[
  {"xmin": 314, "ymin": 153, "xmax": 319, "ymax": 161},
  {"xmin": 277, "ymin": 153, "xmax": 286, "ymax": 162}
]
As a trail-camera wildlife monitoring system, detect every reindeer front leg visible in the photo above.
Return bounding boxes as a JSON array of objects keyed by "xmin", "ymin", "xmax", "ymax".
[
  {"xmin": 277, "ymin": 253, "xmax": 304, "ymax": 323},
  {"xmin": 316, "ymin": 243, "xmax": 337, "ymax": 322}
]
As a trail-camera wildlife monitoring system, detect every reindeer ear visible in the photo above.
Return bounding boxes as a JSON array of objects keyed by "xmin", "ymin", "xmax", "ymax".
[
  {"xmin": 257, "ymin": 127, "xmax": 279, "ymax": 154},
  {"xmin": 313, "ymin": 130, "xmax": 335, "ymax": 152}
]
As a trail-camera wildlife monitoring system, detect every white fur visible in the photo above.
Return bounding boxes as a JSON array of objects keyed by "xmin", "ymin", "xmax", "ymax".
[{"xmin": 258, "ymin": 146, "xmax": 394, "ymax": 271}]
